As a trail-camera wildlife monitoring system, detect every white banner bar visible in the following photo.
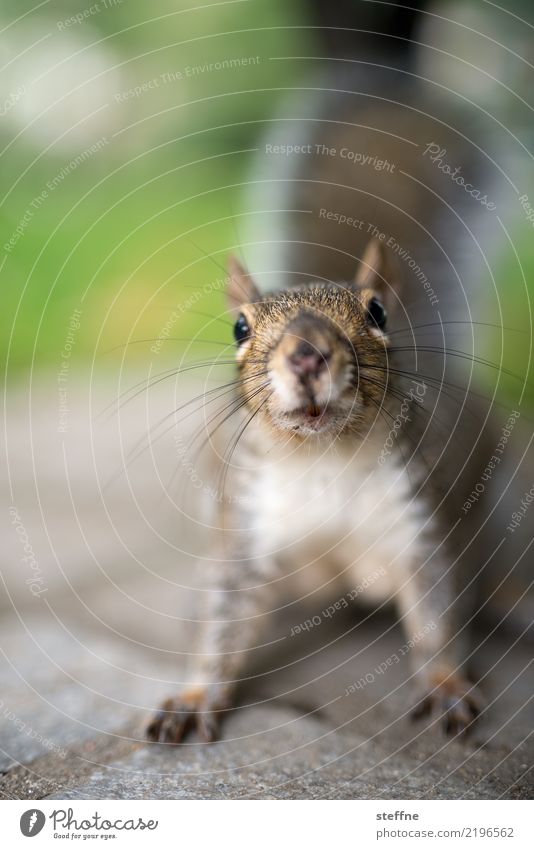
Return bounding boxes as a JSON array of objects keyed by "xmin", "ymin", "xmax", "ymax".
[{"xmin": 2, "ymin": 799, "xmax": 533, "ymax": 848}]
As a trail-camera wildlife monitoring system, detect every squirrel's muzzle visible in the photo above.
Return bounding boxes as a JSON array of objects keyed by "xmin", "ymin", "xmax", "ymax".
[
  {"xmin": 287, "ymin": 339, "xmax": 331, "ymax": 379},
  {"xmin": 276, "ymin": 315, "xmax": 336, "ymax": 375},
  {"xmin": 269, "ymin": 313, "xmax": 352, "ymax": 415}
]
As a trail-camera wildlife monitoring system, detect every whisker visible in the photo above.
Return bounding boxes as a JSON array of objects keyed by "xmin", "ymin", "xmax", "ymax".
[
  {"xmin": 98, "ymin": 353, "xmax": 267, "ymax": 422},
  {"xmin": 388, "ymin": 345, "xmax": 526, "ymax": 384},
  {"xmin": 362, "ymin": 391, "xmax": 423, "ymax": 486},
  {"xmin": 188, "ymin": 381, "xmax": 270, "ymax": 469},
  {"xmin": 217, "ymin": 392, "xmax": 273, "ymax": 511},
  {"xmin": 228, "ymin": 197, "xmax": 248, "ymax": 267},
  {"xmin": 186, "ymin": 308, "xmax": 233, "ymax": 328},
  {"xmin": 100, "ymin": 338, "xmax": 233, "ymax": 357},
  {"xmin": 179, "ymin": 235, "xmax": 259, "ymax": 313},
  {"xmin": 172, "ymin": 381, "xmax": 270, "ymax": 505},
  {"xmin": 97, "ymin": 359, "xmax": 239, "ymax": 422},
  {"xmin": 125, "ymin": 370, "xmax": 270, "ymax": 465},
  {"xmin": 103, "ymin": 372, "xmax": 268, "ymax": 491},
  {"xmin": 387, "ymin": 320, "xmax": 527, "ymax": 338},
  {"xmin": 184, "ymin": 236, "xmax": 230, "ymax": 278},
  {"xmin": 359, "ymin": 373, "xmax": 450, "ymax": 441},
  {"xmin": 359, "ymin": 362, "xmax": 482, "ymax": 424}
]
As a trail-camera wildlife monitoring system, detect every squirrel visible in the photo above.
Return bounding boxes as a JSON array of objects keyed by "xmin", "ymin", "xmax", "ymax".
[{"xmin": 146, "ymin": 2, "xmax": 533, "ymax": 744}]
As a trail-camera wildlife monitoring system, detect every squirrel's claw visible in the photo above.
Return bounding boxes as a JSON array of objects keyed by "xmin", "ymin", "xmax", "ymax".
[
  {"xmin": 146, "ymin": 699, "xmax": 192, "ymax": 743},
  {"xmin": 146, "ymin": 687, "xmax": 229, "ymax": 744},
  {"xmin": 411, "ymin": 672, "xmax": 483, "ymax": 736}
]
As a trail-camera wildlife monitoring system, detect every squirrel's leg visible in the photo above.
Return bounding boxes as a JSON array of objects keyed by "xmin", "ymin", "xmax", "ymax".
[
  {"xmin": 147, "ymin": 551, "xmax": 278, "ymax": 744},
  {"xmin": 395, "ymin": 558, "xmax": 484, "ymax": 735}
]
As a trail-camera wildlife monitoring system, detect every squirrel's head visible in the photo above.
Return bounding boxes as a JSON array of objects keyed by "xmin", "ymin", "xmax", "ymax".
[{"xmin": 227, "ymin": 239, "xmax": 397, "ymax": 441}]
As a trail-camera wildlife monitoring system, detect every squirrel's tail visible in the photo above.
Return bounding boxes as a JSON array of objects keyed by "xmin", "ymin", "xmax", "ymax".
[{"xmin": 307, "ymin": 0, "xmax": 425, "ymax": 67}]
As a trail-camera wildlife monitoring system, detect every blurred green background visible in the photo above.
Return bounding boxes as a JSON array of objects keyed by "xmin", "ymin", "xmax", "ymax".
[
  {"xmin": 0, "ymin": 0, "xmax": 313, "ymax": 374},
  {"xmin": 1, "ymin": 0, "xmax": 533, "ymax": 404}
]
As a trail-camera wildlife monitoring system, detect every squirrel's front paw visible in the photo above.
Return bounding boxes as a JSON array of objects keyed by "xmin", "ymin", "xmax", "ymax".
[
  {"xmin": 411, "ymin": 668, "xmax": 484, "ymax": 736},
  {"xmin": 146, "ymin": 686, "xmax": 230, "ymax": 744}
]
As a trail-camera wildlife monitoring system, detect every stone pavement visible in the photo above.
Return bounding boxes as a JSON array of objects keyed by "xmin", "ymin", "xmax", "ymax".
[{"xmin": 1, "ymin": 372, "xmax": 532, "ymax": 799}]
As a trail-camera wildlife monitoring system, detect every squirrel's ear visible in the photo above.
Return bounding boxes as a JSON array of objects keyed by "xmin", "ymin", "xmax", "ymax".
[
  {"xmin": 354, "ymin": 238, "xmax": 393, "ymax": 298},
  {"xmin": 227, "ymin": 256, "xmax": 260, "ymax": 312}
]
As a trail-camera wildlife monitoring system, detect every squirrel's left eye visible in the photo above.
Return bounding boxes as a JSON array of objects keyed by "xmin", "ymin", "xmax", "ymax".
[
  {"xmin": 234, "ymin": 313, "xmax": 250, "ymax": 345},
  {"xmin": 367, "ymin": 297, "xmax": 387, "ymax": 330}
]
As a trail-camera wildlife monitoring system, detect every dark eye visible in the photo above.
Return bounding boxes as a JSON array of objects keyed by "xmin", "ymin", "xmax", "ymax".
[
  {"xmin": 234, "ymin": 313, "xmax": 250, "ymax": 345},
  {"xmin": 367, "ymin": 297, "xmax": 387, "ymax": 330}
]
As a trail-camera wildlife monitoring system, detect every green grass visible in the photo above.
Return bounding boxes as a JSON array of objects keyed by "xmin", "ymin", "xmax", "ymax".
[
  {"xmin": 1, "ymin": 0, "xmax": 313, "ymax": 374},
  {"xmin": 1, "ymin": 0, "xmax": 533, "ymax": 410}
]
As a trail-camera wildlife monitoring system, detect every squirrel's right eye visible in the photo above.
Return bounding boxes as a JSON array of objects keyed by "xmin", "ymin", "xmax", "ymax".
[
  {"xmin": 234, "ymin": 313, "xmax": 250, "ymax": 345},
  {"xmin": 367, "ymin": 297, "xmax": 387, "ymax": 330}
]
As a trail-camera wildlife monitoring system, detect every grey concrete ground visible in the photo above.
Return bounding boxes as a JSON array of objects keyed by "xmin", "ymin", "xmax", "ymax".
[{"xmin": 1, "ymin": 372, "xmax": 533, "ymax": 799}]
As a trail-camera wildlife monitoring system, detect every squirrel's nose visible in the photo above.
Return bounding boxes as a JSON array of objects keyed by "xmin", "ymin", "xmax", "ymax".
[{"xmin": 287, "ymin": 341, "xmax": 331, "ymax": 378}]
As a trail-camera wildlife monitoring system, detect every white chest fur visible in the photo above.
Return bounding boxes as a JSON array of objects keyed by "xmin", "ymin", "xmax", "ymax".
[{"xmin": 249, "ymin": 442, "xmax": 428, "ymax": 599}]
